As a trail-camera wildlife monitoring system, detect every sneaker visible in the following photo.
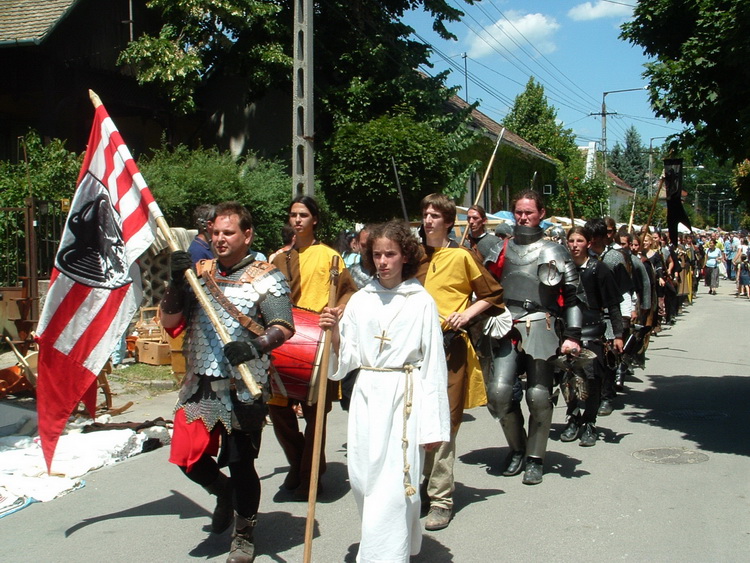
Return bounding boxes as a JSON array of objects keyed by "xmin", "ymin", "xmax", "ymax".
[
  {"xmin": 579, "ymin": 423, "xmax": 598, "ymax": 447},
  {"xmin": 560, "ymin": 419, "xmax": 581, "ymax": 443},
  {"xmin": 424, "ymin": 506, "xmax": 452, "ymax": 531}
]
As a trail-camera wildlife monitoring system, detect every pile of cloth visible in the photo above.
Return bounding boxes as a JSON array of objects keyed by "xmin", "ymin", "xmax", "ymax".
[{"xmin": 0, "ymin": 414, "xmax": 170, "ymax": 518}]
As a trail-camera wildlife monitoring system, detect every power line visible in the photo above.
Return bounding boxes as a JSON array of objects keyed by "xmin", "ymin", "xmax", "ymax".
[
  {"xmin": 480, "ymin": 0, "xmax": 602, "ymax": 108},
  {"xmin": 447, "ymin": 1, "xmax": 593, "ymax": 116}
]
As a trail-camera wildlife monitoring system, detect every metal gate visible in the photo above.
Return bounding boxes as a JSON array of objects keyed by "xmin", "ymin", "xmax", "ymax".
[{"xmin": 0, "ymin": 199, "xmax": 67, "ymax": 317}]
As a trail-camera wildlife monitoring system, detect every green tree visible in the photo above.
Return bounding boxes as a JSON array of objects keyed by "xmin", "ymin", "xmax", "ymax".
[
  {"xmin": 565, "ymin": 175, "xmax": 610, "ymax": 221},
  {"xmin": 119, "ymin": 0, "xmax": 472, "ymax": 118},
  {"xmin": 139, "ymin": 143, "xmax": 295, "ymax": 253},
  {"xmin": 0, "ymin": 132, "xmax": 81, "ymax": 206},
  {"xmin": 621, "ymin": 1, "xmax": 750, "ymax": 165},
  {"xmin": 118, "ymin": 0, "xmax": 291, "ymax": 114},
  {"xmin": 120, "ymin": 0, "xmax": 479, "ymax": 217},
  {"xmin": 615, "ymin": 194, "xmax": 667, "ymax": 228},
  {"xmin": 608, "ymin": 126, "xmax": 648, "ymax": 195},
  {"xmin": 502, "ymin": 77, "xmax": 592, "ymax": 215},
  {"xmin": 322, "ymin": 112, "xmax": 476, "ymax": 223}
]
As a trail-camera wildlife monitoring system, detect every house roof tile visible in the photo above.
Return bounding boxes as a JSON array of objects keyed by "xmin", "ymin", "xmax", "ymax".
[
  {"xmin": 446, "ymin": 95, "xmax": 558, "ymax": 166},
  {"xmin": 0, "ymin": 0, "xmax": 79, "ymax": 46}
]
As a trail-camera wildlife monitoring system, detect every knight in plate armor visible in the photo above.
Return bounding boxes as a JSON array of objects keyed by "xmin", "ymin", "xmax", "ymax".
[
  {"xmin": 161, "ymin": 201, "xmax": 294, "ymax": 563},
  {"xmin": 484, "ymin": 190, "xmax": 582, "ymax": 485}
]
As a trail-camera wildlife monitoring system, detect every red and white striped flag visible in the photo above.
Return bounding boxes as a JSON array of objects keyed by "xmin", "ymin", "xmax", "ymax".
[{"xmin": 36, "ymin": 100, "xmax": 161, "ymax": 472}]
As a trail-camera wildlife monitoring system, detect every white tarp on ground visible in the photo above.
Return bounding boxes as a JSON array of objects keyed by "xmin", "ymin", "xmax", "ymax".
[{"xmin": 0, "ymin": 416, "xmax": 170, "ymax": 518}]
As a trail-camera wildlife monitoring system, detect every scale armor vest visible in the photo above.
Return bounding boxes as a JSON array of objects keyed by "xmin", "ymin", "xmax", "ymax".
[{"xmin": 177, "ymin": 262, "xmax": 291, "ymax": 432}]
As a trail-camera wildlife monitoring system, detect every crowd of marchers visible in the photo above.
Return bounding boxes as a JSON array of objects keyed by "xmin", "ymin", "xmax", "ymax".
[{"xmin": 152, "ymin": 192, "xmax": 746, "ymax": 563}]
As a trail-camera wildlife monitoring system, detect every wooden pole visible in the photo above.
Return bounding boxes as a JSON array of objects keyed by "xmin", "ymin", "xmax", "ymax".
[
  {"xmin": 4, "ymin": 336, "xmax": 36, "ymax": 386},
  {"xmin": 563, "ymin": 179, "xmax": 576, "ymax": 228},
  {"xmin": 641, "ymin": 176, "xmax": 665, "ymax": 238},
  {"xmin": 88, "ymin": 90, "xmax": 261, "ymax": 398},
  {"xmin": 155, "ymin": 217, "xmax": 262, "ymax": 397},
  {"xmin": 459, "ymin": 128, "xmax": 505, "ymax": 246},
  {"xmin": 391, "ymin": 156, "xmax": 409, "ymax": 222},
  {"xmin": 627, "ymin": 192, "xmax": 637, "ymax": 232},
  {"xmin": 302, "ymin": 256, "xmax": 340, "ymax": 563}
]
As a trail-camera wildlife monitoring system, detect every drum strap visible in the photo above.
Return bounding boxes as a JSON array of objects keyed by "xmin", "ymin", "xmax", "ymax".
[{"xmin": 201, "ymin": 268, "xmax": 266, "ymax": 337}]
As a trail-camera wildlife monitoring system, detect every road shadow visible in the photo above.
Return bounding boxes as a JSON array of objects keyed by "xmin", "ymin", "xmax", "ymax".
[
  {"xmin": 550, "ymin": 422, "xmax": 632, "ymax": 445},
  {"xmin": 64, "ymin": 490, "xmax": 207, "ymax": 537},
  {"xmin": 622, "ymin": 374, "xmax": 750, "ymax": 457},
  {"xmin": 343, "ymin": 535, "xmax": 454, "ymax": 562},
  {"xmin": 460, "ymin": 445, "xmax": 590, "ymax": 482},
  {"xmin": 271, "ymin": 460, "xmax": 349, "ymax": 504},
  {"xmin": 252, "ymin": 510, "xmax": 314, "ymax": 559}
]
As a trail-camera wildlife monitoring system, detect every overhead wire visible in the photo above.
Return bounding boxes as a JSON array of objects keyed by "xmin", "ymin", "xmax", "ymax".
[
  {"xmin": 476, "ymin": 0, "xmax": 601, "ymax": 109},
  {"xmin": 444, "ymin": 1, "xmax": 593, "ymax": 117}
]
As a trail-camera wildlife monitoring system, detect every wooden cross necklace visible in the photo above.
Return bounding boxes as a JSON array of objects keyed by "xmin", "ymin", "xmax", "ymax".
[{"xmin": 374, "ymin": 330, "xmax": 391, "ymax": 354}]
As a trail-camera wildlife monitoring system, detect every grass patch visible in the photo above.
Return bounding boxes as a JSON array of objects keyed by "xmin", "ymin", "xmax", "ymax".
[{"xmin": 108, "ymin": 362, "xmax": 180, "ymax": 394}]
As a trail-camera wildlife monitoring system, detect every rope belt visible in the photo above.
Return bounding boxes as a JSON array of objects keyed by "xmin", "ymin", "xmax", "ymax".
[{"xmin": 360, "ymin": 363, "xmax": 417, "ymax": 497}]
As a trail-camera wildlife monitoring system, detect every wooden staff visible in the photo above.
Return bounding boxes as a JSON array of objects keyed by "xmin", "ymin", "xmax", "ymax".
[
  {"xmin": 303, "ymin": 255, "xmax": 340, "ymax": 563},
  {"xmin": 563, "ymin": 179, "xmax": 576, "ymax": 228},
  {"xmin": 641, "ymin": 176, "xmax": 666, "ymax": 239},
  {"xmin": 459, "ymin": 128, "xmax": 505, "ymax": 246},
  {"xmin": 4, "ymin": 336, "xmax": 36, "ymax": 386},
  {"xmin": 391, "ymin": 156, "xmax": 409, "ymax": 222},
  {"xmin": 627, "ymin": 192, "xmax": 637, "ymax": 232},
  {"xmin": 88, "ymin": 90, "xmax": 261, "ymax": 398}
]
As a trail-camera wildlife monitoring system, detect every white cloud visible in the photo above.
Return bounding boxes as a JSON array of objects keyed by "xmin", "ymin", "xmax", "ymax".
[
  {"xmin": 467, "ymin": 11, "xmax": 559, "ymax": 59},
  {"xmin": 568, "ymin": 1, "xmax": 633, "ymax": 21}
]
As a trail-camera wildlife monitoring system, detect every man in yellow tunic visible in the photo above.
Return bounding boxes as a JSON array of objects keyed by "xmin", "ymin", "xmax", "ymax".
[
  {"xmin": 270, "ymin": 195, "xmax": 357, "ymax": 500},
  {"xmin": 415, "ymin": 193, "xmax": 505, "ymax": 531}
]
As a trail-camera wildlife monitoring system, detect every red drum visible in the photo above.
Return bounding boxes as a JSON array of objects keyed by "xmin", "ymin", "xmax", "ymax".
[{"xmin": 270, "ymin": 308, "xmax": 324, "ymax": 404}]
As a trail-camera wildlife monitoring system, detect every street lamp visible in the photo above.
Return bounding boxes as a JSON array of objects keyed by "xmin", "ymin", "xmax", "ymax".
[
  {"xmin": 600, "ymin": 86, "xmax": 649, "ymax": 174},
  {"xmin": 696, "ymin": 183, "xmax": 717, "ymax": 213},
  {"xmin": 718, "ymin": 199, "xmax": 732, "ymax": 227}
]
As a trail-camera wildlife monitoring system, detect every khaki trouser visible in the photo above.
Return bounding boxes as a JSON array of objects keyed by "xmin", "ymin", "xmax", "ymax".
[
  {"xmin": 423, "ymin": 431, "xmax": 458, "ymax": 510},
  {"xmin": 421, "ymin": 335, "xmax": 467, "ymax": 510}
]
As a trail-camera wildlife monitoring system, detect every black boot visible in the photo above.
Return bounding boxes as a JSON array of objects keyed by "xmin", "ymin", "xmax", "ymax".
[
  {"xmin": 560, "ymin": 416, "xmax": 581, "ymax": 443},
  {"xmin": 615, "ymin": 364, "xmax": 627, "ymax": 391},
  {"xmin": 226, "ymin": 514, "xmax": 257, "ymax": 563},
  {"xmin": 204, "ymin": 472, "xmax": 234, "ymax": 534}
]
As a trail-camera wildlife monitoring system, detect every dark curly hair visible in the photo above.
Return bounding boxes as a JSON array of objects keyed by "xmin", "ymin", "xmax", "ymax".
[{"xmin": 361, "ymin": 221, "xmax": 424, "ymax": 281}]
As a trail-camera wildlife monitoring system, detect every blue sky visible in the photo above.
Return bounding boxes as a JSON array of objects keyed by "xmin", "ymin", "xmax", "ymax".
[{"xmin": 403, "ymin": 0, "xmax": 684, "ymax": 152}]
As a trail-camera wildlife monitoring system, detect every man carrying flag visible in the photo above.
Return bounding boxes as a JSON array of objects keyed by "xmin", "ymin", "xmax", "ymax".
[{"xmin": 36, "ymin": 93, "xmax": 159, "ymax": 473}]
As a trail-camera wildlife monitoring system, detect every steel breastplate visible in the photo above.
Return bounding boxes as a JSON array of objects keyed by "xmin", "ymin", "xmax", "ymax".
[{"xmin": 502, "ymin": 237, "xmax": 565, "ymax": 319}]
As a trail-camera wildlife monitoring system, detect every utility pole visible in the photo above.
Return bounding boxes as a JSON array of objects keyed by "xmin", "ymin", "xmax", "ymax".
[
  {"xmin": 463, "ymin": 53, "xmax": 468, "ymax": 103},
  {"xmin": 292, "ymin": 0, "xmax": 315, "ymax": 196},
  {"xmin": 593, "ymin": 86, "xmax": 648, "ymax": 176}
]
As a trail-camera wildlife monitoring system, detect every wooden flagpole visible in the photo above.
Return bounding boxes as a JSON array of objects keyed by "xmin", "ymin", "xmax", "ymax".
[
  {"xmin": 459, "ymin": 128, "xmax": 505, "ymax": 246},
  {"xmin": 303, "ymin": 255, "xmax": 340, "ymax": 563},
  {"xmin": 88, "ymin": 90, "xmax": 261, "ymax": 399},
  {"xmin": 641, "ymin": 176, "xmax": 666, "ymax": 240},
  {"xmin": 391, "ymin": 156, "xmax": 409, "ymax": 222},
  {"xmin": 563, "ymin": 179, "xmax": 576, "ymax": 228}
]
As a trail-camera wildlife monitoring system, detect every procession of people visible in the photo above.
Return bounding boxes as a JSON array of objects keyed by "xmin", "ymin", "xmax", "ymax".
[{"xmin": 158, "ymin": 191, "xmax": 725, "ymax": 563}]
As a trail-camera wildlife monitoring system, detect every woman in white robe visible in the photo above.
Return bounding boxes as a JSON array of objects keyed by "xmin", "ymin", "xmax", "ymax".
[{"xmin": 321, "ymin": 221, "xmax": 450, "ymax": 563}]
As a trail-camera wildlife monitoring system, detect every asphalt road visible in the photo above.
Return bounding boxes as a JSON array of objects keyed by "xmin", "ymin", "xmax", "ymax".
[{"xmin": 3, "ymin": 280, "xmax": 749, "ymax": 562}]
